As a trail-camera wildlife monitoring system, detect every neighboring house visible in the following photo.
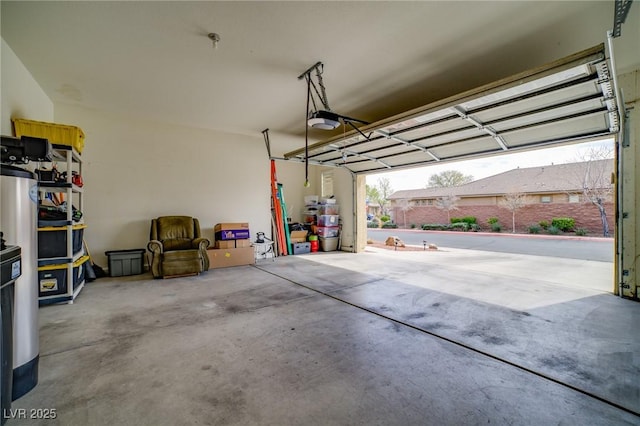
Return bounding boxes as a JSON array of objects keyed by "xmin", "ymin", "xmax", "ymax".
[
  {"xmin": 388, "ymin": 160, "xmax": 614, "ymax": 235},
  {"xmin": 365, "ymin": 201, "xmax": 382, "ymax": 219}
]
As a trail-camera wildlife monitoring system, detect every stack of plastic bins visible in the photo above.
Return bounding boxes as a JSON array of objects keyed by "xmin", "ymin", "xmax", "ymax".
[
  {"xmin": 302, "ymin": 195, "xmax": 319, "ymax": 225},
  {"xmin": 317, "ymin": 204, "xmax": 340, "ymax": 251}
]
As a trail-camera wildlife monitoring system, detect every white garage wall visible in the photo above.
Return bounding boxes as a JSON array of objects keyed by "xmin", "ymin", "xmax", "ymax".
[
  {"xmin": 0, "ymin": 38, "xmax": 53, "ymax": 134},
  {"xmin": 54, "ymin": 104, "xmax": 279, "ymax": 267},
  {"xmin": 268, "ymin": 159, "xmax": 310, "ymax": 225}
]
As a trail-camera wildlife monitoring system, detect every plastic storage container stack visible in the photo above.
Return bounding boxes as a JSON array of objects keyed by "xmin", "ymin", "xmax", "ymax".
[
  {"xmin": 317, "ymin": 201, "xmax": 339, "ymax": 251},
  {"xmin": 302, "ymin": 195, "xmax": 319, "ymax": 225}
]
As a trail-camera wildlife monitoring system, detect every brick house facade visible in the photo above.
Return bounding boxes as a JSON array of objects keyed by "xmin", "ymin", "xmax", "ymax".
[{"xmin": 388, "ymin": 160, "xmax": 614, "ymax": 235}]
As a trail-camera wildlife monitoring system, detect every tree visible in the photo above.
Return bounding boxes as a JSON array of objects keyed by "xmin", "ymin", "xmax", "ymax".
[
  {"xmin": 499, "ymin": 191, "xmax": 528, "ymax": 233},
  {"xmin": 365, "ymin": 184, "xmax": 381, "ymax": 221},
  {"xmin": 396, "ymin": 198, "xmax": 413, "ymax": 228},
  {"xmin": 572, "ymin": 146, "xmax": 614, "ymax": 237},
  {"xmin": 376, "ymin": 177, "xmax": 393, "ymax": 216},
  {"xmin": 435, "ymin": 193, "xmax": 459, "ymax": 223},
  {"xmin": 366, "ymin": 184, "xmax": 380, "ymax": 203},
  {"xmin": 427, "ymin": 170, "xmax": 473, "ymax": 188}
]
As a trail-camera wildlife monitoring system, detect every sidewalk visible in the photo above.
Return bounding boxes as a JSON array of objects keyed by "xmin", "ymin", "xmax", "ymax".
[{"xmin": 382, "ymin": 227, "xmax": 614, "ymax": 242}]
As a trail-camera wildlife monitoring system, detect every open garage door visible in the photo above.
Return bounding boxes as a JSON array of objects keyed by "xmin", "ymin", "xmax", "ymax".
[
  {"xmin": 284, "ymin": 44, "xmax": 619, "ymax": 173},
  {"xmin": 285, "ymin": 44, "xmax": 631, "ymax": 296}
]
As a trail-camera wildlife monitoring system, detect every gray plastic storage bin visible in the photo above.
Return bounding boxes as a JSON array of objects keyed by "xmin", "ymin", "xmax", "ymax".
[
  {"xmin": 105, "ymin": 249, "xmax": 146, "ymax": 277},
  {"xmin": 319, "ymin": 237, "xmax": 339, "ymax": 252},
  {"xmin": 292, "ymin": 242, "xmax": 311, "ymax": 255}
]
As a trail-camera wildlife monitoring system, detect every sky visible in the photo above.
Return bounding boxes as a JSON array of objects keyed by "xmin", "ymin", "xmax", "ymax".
[{"xmin": 366, "ymin": 138, "xmax": 614, "ymax": 192}]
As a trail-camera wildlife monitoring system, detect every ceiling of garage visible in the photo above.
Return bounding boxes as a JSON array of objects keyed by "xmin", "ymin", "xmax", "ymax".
[{"xmin": 1, "ymin": 1, "xmax": 638, "ymax": 158}]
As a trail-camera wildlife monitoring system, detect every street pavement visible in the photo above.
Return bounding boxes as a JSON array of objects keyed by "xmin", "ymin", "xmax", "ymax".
[{"xmin": 368, "ymin": 228, "xmax": 614, "ymax": 262}]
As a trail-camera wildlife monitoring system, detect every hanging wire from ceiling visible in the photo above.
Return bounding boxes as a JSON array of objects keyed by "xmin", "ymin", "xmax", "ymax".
[
  {"xmin": 304, "ymin": 73, "xmax": 311, "ymax": 187},
  {"xmin": 297, "ymin": 61, "xmax": 372, "ymax": 185}
]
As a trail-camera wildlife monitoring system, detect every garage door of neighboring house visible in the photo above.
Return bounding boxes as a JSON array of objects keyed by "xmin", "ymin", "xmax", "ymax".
[{"xmin": 285, "ymin": 44, "xmax": 637, "ymax": 300}]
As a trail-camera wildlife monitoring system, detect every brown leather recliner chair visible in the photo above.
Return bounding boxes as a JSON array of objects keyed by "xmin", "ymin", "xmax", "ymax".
[{"xmin": 148, "ymin": 216, "xmax": 210, "ymax": 278}]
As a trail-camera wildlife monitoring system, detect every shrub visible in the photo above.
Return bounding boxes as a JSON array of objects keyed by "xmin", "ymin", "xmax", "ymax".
[
  {"xmin": 538, "ymin": 220, "xmax": 549, "ymax": 230},
  {"xmin": 381, "ymin": 222, "xmax": 398, "ymax": 229},
  {"xmin": 380, "ymin": 215, "xmax": 391, "ymax": 223},
  {"xmin": 410, "ymin": 223, "xmax": 416, "ymax": 229},
  {"xmin": 528, "ymin": 225, "xmax": 541, "ymax": 234},
  {"xmin": 547, "ymin": 225, "xmax": 560, "ymax": 235},
  {"xmin": 470, "ymin": 223, "xmax": 480, "ymax": 232},
  {"xmin": 421, "ymin": 224, "xmax": 448, "ymax": 231},
  {"xmin": 487, "ymin": 217, "xmax": 499, "ymax": 225},
  {"xmin": 551, "ymin": 217, "xmax": 575, "ymax": 232},
  {"xmin": 450, "ymin": 222, "xmax": 469, "ymax": 231},
  {"xmin": 367, "ymin": 219, "xmax": 379, "ymax": 228},
  {"xmin": 575, "ymin": 228, "xmax": 588, "ymax": 236},
  {"xmin": 491, "ymin": 223, "xmax": 502, "ymax": 232},
  {"xmin": 451, "ymin": 216, "xmax": 477, "ymax": 225}
]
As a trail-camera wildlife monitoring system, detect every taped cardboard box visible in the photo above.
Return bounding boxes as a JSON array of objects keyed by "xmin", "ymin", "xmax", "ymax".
[
  {"xmin": 207, "ymin": 247, "xmax": 254, "ymax": 269},
  {"xmin": 235, "ymin": 239, "xmax": 252, "ymax": 248},
  {"xmin": 290, "ymin": 230, "xmax": 308, "ymax": 244},
  {"xmin": 214, "ymin": 239, "xmax": 252, "ymax": 249},
  {"xmin": 214, "ymin": 240, "xmax": 236, "ymax": 249},
  {"xmin": 214, "ymin": 223, "xmax": 249, "ymax": 232}
]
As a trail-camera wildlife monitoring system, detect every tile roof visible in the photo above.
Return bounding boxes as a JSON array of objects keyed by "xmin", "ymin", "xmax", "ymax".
[{"xmin": 389, "ymin": 160, "xmax": 613, "ymax": 200}]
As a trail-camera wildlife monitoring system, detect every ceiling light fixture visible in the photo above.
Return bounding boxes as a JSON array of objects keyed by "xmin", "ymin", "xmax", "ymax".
[
  {"xmin": 207, "ymin": 32, "xmax": 220, "ymax": 49},
  {"xmin": 298, "ymin": 62, "xmax": 340, "ymax": 130},
  {"xmin": 307, "ymin": 110, "xmax": 341, "ymax": 130}
]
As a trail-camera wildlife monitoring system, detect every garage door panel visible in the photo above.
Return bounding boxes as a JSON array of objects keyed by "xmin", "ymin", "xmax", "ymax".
[
  {"xmin": 502, "ymin": 113, "xmax": 610, "ymax": 147},
  {"xmin": 415, "ymin": 127, "xmax": 485, "ymax": 147},
  {"xmin": 490, "ymin": 98, "xmax": 607, "ymax": 132},
  {"xmin": 471, "ymin": 80, "xmax": 605, "ymax": 124},
  {"xmin": 399, "ymin": 119, "xmax": 473, "ymax": 141},
  {"xmin": 430, "ymin": 136, "xmax": 499, "ymax": 158},
  {"xmin": 457, "ymin": 63, "xmax": 595, "ymax": 111},
  {"xmin": 285, "ymin": 44, "xmax": 618, "ymax": 174}
]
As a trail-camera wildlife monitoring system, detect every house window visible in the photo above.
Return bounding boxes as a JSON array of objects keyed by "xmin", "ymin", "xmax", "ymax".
[
  {"xmin": 321, "ymin": 171, "xmax": 333, "ymax": 197},
  {"xmin": 569, "ymin": 194, "xmax": 580, "ymax": 203},
  {"xmin": 540, "ymin": 195, "xmax": 552, "ymax": 203},
  {"xmin": 427, "ymin": 199, "xmax": 433, "ymax": 205}
]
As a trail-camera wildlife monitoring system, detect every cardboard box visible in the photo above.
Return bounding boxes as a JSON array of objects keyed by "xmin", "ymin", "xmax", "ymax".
[
  {"xmin": 235, "ymin": 239, "xmax": 252, "ymax": 248},
  {"xmin": 214, "ymin": 239, "xmax": 252, "ymax": 249},
  {"xmin": 214, "ymin": 223, "xmax": 249, "ymax": 232},
  {"xmin": 214, "ymin": 240, "xmax": 236, "ymax": 249},
  {"xmin": 207, "ymin": 247, "xmax": 254, "ymax": 269},
  {"xmin": 289, "ymin": 230, "xmax": 308, "ymax": 244},
  {"xmin": 215, "ymin": 229, "xmax": 251, "ymax": 240}
]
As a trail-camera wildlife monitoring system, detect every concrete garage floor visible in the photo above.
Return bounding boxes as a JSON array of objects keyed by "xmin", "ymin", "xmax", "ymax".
[{"xmin": 9, "ymin": 247, "xmax": 640, "ymax": 425}]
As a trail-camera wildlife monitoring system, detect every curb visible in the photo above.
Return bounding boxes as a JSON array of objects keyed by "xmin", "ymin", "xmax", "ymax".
[{"xmin": 368, "ymin": 228, "xmax": 613, "ymax": 242}]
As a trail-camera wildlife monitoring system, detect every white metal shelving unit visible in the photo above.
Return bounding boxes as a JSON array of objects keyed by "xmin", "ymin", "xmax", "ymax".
[{"xmin": 37, "ymin": 144, "xmax": 87, "ymax": 305}]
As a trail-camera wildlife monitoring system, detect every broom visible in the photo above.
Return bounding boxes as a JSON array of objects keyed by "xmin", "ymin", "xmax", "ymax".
[{"xmin": 83, "ymin": 239, "xmax": 106, "ymax": 279}]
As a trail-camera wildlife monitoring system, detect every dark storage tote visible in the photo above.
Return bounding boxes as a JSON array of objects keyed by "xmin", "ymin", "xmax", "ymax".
[
  {"xmin": 37, "ymin": 255, "xmax": 88, "ymax": 297},
  {"xmin": 292, "ymin": 242, "xmax": 311, "ymax": 255},
  {"xmin": 37, "ymin": 224, "xmax": 85, "ymax": 259},
  {"xmin": 105, "ymin": 249, "xmax": 146, "ymax": 277}
]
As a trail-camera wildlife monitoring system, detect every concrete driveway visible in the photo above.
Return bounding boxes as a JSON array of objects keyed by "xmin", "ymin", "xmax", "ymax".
[{"xmin": 368, "ymin": 229, "xmax": 615, "ymax": 262}]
